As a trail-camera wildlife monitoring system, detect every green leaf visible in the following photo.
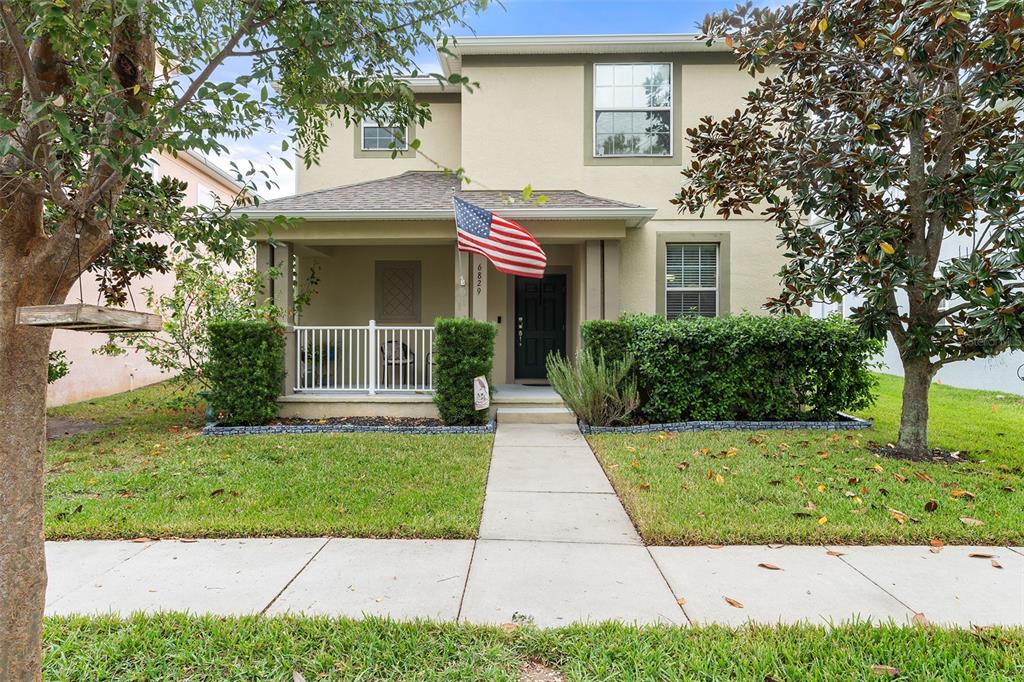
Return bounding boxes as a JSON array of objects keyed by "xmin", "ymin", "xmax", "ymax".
[{"xmin": 951, "ymin": 10, "xmax": 971, "ymax": 21}]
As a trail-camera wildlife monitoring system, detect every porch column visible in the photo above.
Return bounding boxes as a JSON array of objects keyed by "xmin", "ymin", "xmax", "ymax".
[
  {"xmin": 255, "ymin": 241, "xmax": 273, "ymax": 304},
  {"xmin": 272, "ymin": 242, "xmax": 296, "ymax": 395},
  {"xmin": 585, "ymin": 240, "xmax": 602, "ymax": 321},
  {"xmin": 602, "ymin": 240, "xmax": 621, "ymax": 319},
  {"xmin": 470, "ymin": 254, "xmax": 488, "ymax": 321},
  {"xmin": 454, "ymin": 250, "xmax": 470, "ymax": 318}
]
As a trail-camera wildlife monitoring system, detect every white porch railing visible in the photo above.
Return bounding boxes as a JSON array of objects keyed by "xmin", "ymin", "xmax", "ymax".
[{"xmin": 295, "ymin": 321, "xmax": 435, "ymax": 393}]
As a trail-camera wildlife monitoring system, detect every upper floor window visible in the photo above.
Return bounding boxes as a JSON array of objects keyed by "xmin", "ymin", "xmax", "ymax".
[
  {"xmin": 594, "ymin": 63, "xmax": 671, "ymax": 157},
  {"xmin": 361, "ymin": 118, "xmax": 408, "ymax": 151},
  {"xmin": 665, "ymin": 243, "xmax": 718, "ymax": 318},
  {"xmin": 196, "ymin": 182, "xmax": 217, "ymax": 208}
]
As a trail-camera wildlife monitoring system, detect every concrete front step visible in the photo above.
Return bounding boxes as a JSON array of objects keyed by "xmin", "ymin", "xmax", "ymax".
[{"xmin": 495, "ymin": 406, "xmax": 576, "ymax": 424}]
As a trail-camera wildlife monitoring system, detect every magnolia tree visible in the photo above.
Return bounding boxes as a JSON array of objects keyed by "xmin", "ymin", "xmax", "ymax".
[
  {"xmin": 0, "ymin": 0, "xmax": 486, "ymax": 677},
  {"xmin": 677, "ymin": 0, "xmax": 1024, "ymax": 456}
]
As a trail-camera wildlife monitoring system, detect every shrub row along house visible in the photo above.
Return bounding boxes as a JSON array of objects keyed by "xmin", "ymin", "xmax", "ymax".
[{"xmin": 243, "ymin": 34, "xmax": 785, "ymax": 419}]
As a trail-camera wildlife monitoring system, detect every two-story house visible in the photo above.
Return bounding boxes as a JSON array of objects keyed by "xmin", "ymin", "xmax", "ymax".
[{"xmin": 246, "ymin": 34, "xmax": 786, "ymax": 418}]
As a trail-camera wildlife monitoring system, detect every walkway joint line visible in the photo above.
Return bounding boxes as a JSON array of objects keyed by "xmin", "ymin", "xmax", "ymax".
[
  {"xmin": 824, "ymin": 544, "xmax": 918, "ymax": 616},
  {"xmin": 259, "ymin": 538, "xmax": 331, "ymax": 615}
]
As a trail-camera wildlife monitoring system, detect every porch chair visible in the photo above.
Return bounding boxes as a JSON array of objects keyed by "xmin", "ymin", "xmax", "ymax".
[{"xmin": 380, "ymin": 340, "xmax": 415, "ymax": 388}]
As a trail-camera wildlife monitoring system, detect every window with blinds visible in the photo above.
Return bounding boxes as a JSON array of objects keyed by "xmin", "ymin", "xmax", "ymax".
[{"xmin": 665, "ymin": 243, "xmax": 718, "ymax": 318}]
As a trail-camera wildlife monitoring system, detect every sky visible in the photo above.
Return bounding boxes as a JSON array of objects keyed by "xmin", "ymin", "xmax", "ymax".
[{"xmin": 211, "ymin": 0, "xmax": 778, "ymax": 199}]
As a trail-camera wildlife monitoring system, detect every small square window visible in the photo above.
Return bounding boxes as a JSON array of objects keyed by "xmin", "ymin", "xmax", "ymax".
[{"xmin": 361, "ymin": 122, "xmax": 408, "ymax": 151}]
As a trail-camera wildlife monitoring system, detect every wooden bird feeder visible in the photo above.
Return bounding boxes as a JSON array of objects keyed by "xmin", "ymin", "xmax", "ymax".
[{"xmin": 16, "ymin": 304, "xmax": 162, "ymax": 333}]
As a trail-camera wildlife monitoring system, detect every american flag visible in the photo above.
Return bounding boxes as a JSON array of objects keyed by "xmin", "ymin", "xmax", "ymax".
[{"xmin": 453, "ymin": 196, "xmax": 547, "ymax": 278}]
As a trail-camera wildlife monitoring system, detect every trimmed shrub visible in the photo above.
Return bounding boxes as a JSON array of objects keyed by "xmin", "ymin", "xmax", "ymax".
[
  {"xmin": 547, "ymin": 350, "xmax": 639, "ymax": 426},
  {"xmin": 207, "ymin": 320, "xmax": 285, "ymax": 426},
  {"xmin": 433, "ymin": 318, "xmax": 497, "ymax": 425},
  {"xmin": 624, "ymin": 314, "xmax": 880, "ymax": 423},
  {"xmin": 581, "ymin": 319, "xmax": 634, "ymax": 366}
]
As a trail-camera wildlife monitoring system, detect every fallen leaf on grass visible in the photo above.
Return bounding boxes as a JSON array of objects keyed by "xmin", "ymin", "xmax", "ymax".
[
  {"xmin": 912, "ymin": 612, "xmax": 929, "ymax": 626},
  {"xmin": 924, "ymin": 500, "xmax": 938, "ymax": 512},
  {"xmin": 913, "ymin": 471, "xmax": 935, "ymax": 484},
  {"xmin": 724, "ymin": 596, "xmax": 744, "ymax": 608},
  {"xmin": 960, "ymin": 516, "xmax": 985, "ymax": 527},
  {"xmin": 893, "ymin": 473, "xmax": 907, "ymax": 483},
  {"xmin": 293, "ymin": 672, "xmax": 306, "ymax": 682},
  {"xmin": 870, "ymin": 664, "xmax": 900, "ymax": 677},
  {"xmin": 888, "ymin": 508, "xmax": 908, "ymax": 524},
  {"xmin": 758, "ymin": 562, "xmax": 783, "ymax": 570},
  {"xmin": 951, "ymin": 489, "xmax": 976, "ymax": 500},
  {"xmin": 817, "ymin": 516, "xmax": 828, "ymax": 525},
  {"xmin": 638, "ymin": 482, "xmax": 651, "ymax": 491}
]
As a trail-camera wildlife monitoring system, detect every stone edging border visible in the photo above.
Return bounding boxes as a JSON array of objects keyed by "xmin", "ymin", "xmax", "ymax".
[
  {"xmin": 578, "ymin": 413, "xmax": 872, "ymax": 434},
  {"xmin": 202, "ymin": 421, "xmax": 496, "ymax": 437}
]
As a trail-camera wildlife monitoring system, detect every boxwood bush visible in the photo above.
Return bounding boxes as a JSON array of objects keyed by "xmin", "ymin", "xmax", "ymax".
[
  {"xmin": 207, "ymin": 320, "xmax": 285, "ymax": 426},
  {"xmin": 433, "ymin": 318, "xmax": 497, "ymax": 425},
  {"xmin": 581, "ymin": 319, "xmax": 634, "ymax": 366},
  {"xmin": 586, "ymin": 314, "xmax": 880, "ymax": 423}
]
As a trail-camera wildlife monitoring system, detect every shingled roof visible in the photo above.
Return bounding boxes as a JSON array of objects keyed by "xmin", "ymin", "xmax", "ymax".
[{"xmin": 246, "ymin": 171, "xmax": 652, "ymax": 224}]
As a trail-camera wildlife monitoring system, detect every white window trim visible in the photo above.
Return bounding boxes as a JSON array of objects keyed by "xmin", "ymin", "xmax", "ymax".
[
  {"xmin": 360, "ymin": 119, "xmax": 409, "ymax": 152},
  {"xmin": 593, "ymin": 61, "xmax": 673, "ymax": 158},
  {"xmin": 665, "ymin": 242, "xmax": 719, "ymax": 318}
]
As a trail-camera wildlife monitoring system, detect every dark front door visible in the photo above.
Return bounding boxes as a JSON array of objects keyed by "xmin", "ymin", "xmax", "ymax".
[{"xmin": 515, "ymin": 274, "xmax": 567, "ymax": 381}]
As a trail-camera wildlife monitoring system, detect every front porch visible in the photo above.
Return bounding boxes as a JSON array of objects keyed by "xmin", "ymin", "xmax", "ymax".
[
  {"xmin": 277, "ymin": 381, "xmax": 565, "ymax": 419},
  {"xmin": 247, "ymin": 170, "xmax": 656, "ymax": 418}
]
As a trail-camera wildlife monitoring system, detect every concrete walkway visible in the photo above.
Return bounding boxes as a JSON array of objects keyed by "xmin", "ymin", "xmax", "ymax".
[{"xmin": 44, "ymin": 423, "xmax": 1024, "ymax": 627}]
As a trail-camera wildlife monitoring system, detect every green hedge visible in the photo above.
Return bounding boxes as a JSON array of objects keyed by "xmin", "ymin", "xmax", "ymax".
[
  {"xmin": 581, "ymin": 319, "xmax": 634, "ymax": 366},
  {"xmin": 589, "ymin": 314, "xmax": 879, "ymax": 423},
  {"xmin": 433, "ymin": 318, "xmax": 497, "ymax": 425},
  {"xmin": 207, "ymin": 320, "xmax": 285, "ymax": 426}
]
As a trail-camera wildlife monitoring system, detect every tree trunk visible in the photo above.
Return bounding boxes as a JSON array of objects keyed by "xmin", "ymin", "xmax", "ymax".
[
  {"xmin": 0, "ymin": 205, "xmax": 53, "ymax": 682},
  {"xmin": 897, "ymin": 356, "xmax": 935, "ymax": 456}
]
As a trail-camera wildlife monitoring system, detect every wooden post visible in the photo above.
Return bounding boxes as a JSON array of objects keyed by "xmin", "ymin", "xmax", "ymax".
[
  {"xmin": 273, "ymin": 242, "xmax": 296, "ymax": 396},
  {"xmin": 471, "ymin": 254, "xmax": 488, "ymax": 321}
]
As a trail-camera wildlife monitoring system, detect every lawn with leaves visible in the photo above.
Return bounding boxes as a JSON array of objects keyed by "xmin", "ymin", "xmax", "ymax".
[
  {"xmin": 45, "ymin": 383, "xmax": 492, "ymax": 539},
  {"xmin": 43, "ymin": 615, "xmax": 1024, "ymax": 681},
  {"xmin": 588, "ymin": 374, "xmax": 1024, "ymax": 545}
]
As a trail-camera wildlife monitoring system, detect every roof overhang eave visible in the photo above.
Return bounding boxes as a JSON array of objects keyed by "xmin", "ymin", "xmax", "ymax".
[
  {"xmin": 438, "ymin": 33, "xmax": 728, "ymax": 76},
  {"xmin": 237, "ymin": 206, "xmax": 657, "ymax": 229}
]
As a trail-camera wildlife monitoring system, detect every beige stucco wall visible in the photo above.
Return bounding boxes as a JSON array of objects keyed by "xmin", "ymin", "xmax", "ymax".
[
  {"xmin": 296, "ymin": 97, "xmax": 462, "ymax": 194},
  {"xmin": 46, "ymin": 153, "xmax": 241, "ymax": 407},
  {"xmin": 454, "ymin": 54, "xmax": 786, "ymax": 316},
  {"xmin": 295, "ymin": 244, "xmax": 456, "ymax": 326}
]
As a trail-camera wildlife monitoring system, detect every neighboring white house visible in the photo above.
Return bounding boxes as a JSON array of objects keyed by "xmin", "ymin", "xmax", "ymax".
[{"xmin": 811, "ymin": 231, "xmax": 1024, "ymax": 396}]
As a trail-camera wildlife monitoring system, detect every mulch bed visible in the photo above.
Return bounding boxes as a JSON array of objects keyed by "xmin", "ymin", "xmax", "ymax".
[
  {"xmin": 868, "ymin": 443, "xmax": 969, "ymax": 464},
  {"xmin": 270, "ymin": 416, "xmax": 445, "ymax": 428}
]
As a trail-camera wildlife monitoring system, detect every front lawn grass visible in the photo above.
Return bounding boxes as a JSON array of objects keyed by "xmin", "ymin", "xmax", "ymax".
[
  {"xmin": 45, "ymin": 382, "xmax": 492, "ymax": 539},
  {"xmin": 588, "ymin": 374, "xmax": 1024, "ymax": 545},
  {"xmin": 44, "ymin": 615, "xmax": 1024, "ymax": 681}
]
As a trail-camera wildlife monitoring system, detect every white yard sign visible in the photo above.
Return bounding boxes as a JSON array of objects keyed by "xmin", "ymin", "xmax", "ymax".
[{"xmin": 473, "ymin": 375, "xmax": 490, "ymax": 411}]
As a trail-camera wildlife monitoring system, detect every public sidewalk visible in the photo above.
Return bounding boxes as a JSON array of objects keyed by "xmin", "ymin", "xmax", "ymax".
[{"xmin": 44, "ymin": 423, "xmax": 1024, "ymax": 627}]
